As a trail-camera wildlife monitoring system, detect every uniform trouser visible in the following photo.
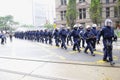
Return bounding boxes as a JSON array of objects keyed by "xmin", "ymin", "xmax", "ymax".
[
  {"xmin": 49, "ymin": 38, "xmax": 52, "ymax": 45},
  {"xmin": 80, "ymin": 38, "xmax": 85, "ymax": 47},
  {"xmin": 45, "ymin": 37, "xmax": 48, "ymax": 44},
  {"xmin": 91, "ymin": 38, "xmax": 96, "ymax": 49},
  {"xmin": 36, "ymin": 37, "xmax": 39, "ymax": 42},
  {"xmin": 1, "ymin": 38, "xmax": 4, "ymax": 44},
  {"xmin": 61, "ymin": 38, "xmax": 67, "ymax": 49},
  {"xmin": 41, "ymin": 37, "xmax": 44, "ymax": 43},
  {"xmin": 85, "ymin": 40, "xmax": 93, "ymax": 54},
  {"xmin": 103, "ymin": 40, "xmax": 113, "ymax": 62},
  {"xmin": 73, "ymin": 39, "xmax": 80, "ymax": 51},
  {"xmin": 55, "ymin": 38, "xmax": 59, "ymax": 46},
  {"xmin": 67, "ymin": 37, "xmax": 73, "ymax": 45}
]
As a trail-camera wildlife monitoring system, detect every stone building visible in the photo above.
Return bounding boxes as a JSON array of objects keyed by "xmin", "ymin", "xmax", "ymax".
[{"xmin": 55, "ymin": 0, "xmax": 118, "ymax": 28}]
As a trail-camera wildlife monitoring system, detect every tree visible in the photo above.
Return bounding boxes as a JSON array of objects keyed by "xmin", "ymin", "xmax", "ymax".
[
  {"xmin": 66, "ymin": 0, "xmax": 77, "ymax": 28},
  {"xmin": 89, "ymin": 0, "xmax": 102, "ymax": 25},
  {"xmin": 115, "ymin": 0, "xmax": 120, "ymax": 22},
  {"xmin": 44, "ymin": 23, "xmax": 54, "ymax": 29},
  {"xmin": 0, "ymin": 15, "xmax": 19, "ymax": 31},
  {"xmin": 21, "ymin": 24, "xmax": 34, "ymax": 28}
]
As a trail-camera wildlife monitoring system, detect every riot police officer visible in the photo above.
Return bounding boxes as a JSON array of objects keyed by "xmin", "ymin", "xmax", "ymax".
[
  {"xmin": 78, "ymin": 24, "xmax": 85, "ymax": 48},
  {"xmin": 84, "ymin": 25, "xmax": 95, "ymax": 56},
  {"xmin": 70, "ymin": 24, "xmax": 81, "ymax": 52},
  {"xmin": 66, "ymin": 27, "xmax": 73, "ymax": 46},
  {"xmin": 48, "ymin": 30, "xmax": 53, "ymax": 45},
  {"xmin": 97, "ymin": 19, "xmax": 116, "ymax": 65},
  {"xmin": 91, "ymin": 24, "xmax": 98, "ymax": 51},
  {"xmin": 53, "ymin": 28, "xmax": 60, "ymax": 47},
  {"xmin": 59, "ymin": 26, "xmax": 67, "ymax": 49}
]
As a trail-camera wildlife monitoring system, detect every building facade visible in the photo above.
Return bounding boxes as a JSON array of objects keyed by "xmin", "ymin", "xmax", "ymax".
[{"xmin": 55, "ymin": 0, "xmax": 118, "ymax": 27}]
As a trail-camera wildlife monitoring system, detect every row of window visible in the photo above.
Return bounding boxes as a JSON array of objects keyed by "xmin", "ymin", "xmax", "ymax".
[
  {"xmin": 60, "ymin": 7, "xmax": 120, "ymax": 20},
  {"xmin": 60, "ymin": 0, "xmax": 117, "ymax": 5}
]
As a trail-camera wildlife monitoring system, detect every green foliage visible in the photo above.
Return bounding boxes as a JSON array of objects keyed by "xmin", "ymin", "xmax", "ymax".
[
  {"xmin": 21, "ymin": 24, "xmax": 34, "ymax": 28},
  {"xmin": 89, "ymin": 0, "xmax": 102, "ymax": 25},
  {"xmin": 66, "ymin": 0, "xmax": 77, "ymax": 28},
  {"xmin": 0, "ymin": 15, "xmax": 19, "ymax": 30},
  {"xmin": 44, "ymin": 23, "xmax": 54, "ymax": 29},
  {"xmin": 115, "ymin": 0, "xmax": 120, "ymax": 21}
]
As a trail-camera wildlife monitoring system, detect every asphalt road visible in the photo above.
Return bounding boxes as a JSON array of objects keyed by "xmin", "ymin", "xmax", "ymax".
[{"xmin": 0, "ymin": 37, "xmax": 120, "ymax": 65}]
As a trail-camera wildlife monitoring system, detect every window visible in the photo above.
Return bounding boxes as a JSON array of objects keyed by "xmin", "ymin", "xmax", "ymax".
[
  {"xmin": 79, "ymin": 8, "xmax": 86, "ymax": 19},
  {"xmin": 113, "ymin": 0, "xmax": 116, "ymax": 3},
  {"xmin": 61, "ymin": 11, "xmax": 66, "ymax": 20},
  {"xmin": 106, "ymin": 0, "xmax": 109, "ymax": 4},
  {"xmin": 83, "ymin": 8, "xmax": 86, "ymax": 19},
  {"xmin": 114, "ymin": 7, "xmax": 118, "ymax": 17},
  {"xmin": 61, "ymin": 0, "xmax": 66, "ymax": 5},
  {"xmin": 61, "ymin": 11, "xmax": 63, "ymax": 20},
  {"xmin": 106, "ymin": 7, "xmax": 110, "ymax": 18},
  {"xmin": 79, "ymin": 0, "xmax": 85, "ymax": 3},
  {"xmin": 79, "ymin": 9, "xmax": 82, "ymax": 19}
]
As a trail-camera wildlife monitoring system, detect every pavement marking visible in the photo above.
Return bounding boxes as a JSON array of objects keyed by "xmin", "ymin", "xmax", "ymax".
[
  {"xmin": 57, "ymin": 56, "xmax": 66, "ymax": 60},
  {"xmin": 96, "ymin": 60, "xmax": 106, "ymax": 64}
]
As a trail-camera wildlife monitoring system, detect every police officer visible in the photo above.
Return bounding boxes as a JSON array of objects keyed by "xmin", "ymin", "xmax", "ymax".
[
  {"xmin": 53, "ymin": 28, "xmax": 60, "ymax": 47},
  {"xmin": 48, "ymin": 30, "xmax": 53, "ymax": 45},
  {"xmin": 78, "ymin": 24, "xmax": 85, "ymax": 48},
  {"xmin": 59, "ymin": 26, "xmax": 67, "ymax": 49},
  {"xmin": 40, "ymin": 30, "xmax": 44, "ymax": 43},
  {"xmin": 91, "ymin": 24, "xmax": 98, "ymax": 51},
  {"xmin": 97, "ymin": 19, "xmax": 116, "ymax": 65},
  {"xmin": 84, "ymin": 25, "xmax": 95, "ymax": 56},
  {"xmin": 66, "ymin": 27, "xmax": 73, "ymax": 46},
  {"xmin": 70, "ymin": 24, "xmax": 81, "ymax": 52},
  {"xmin": 44, "ymin": 29, "xmax": 49, "ymax": 44}
]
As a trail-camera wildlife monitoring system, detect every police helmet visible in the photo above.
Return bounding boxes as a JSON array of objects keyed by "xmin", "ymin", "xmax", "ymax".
[
  {"xmin": 92, "ymin": 24, "xmax": 97, "ymax": 27},
  {"xmin": 73, "ymin": 24, "xmax": 77, "ymax": 28},
  {"xmin": 105, "ymin": 19, "xmax": 113, "ymax": 27},
  {"xmin": 86, "ymin": 25, "xmax": 91, "ymax": 29}
]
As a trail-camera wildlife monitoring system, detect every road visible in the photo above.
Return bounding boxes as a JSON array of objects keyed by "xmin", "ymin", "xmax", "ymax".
[{"xmin": 0, "ymin": 38, "xmax": 120, "ymax": 80}]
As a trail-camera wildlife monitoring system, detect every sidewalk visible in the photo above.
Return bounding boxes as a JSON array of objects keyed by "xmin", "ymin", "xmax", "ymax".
[{"xmin": 0, "ymin": 57, "xmax": 120, "ymax": 80}]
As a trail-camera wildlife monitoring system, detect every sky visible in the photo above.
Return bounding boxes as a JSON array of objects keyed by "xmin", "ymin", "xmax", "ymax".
[{"xmin": 0, "ymin": 0, "xmax": 55, "ymax": 25}]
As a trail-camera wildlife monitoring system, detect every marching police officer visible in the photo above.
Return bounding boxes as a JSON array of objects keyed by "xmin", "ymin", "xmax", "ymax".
[
  {"xmin": 70, "ymin": 24, "xmax": 81, "ymax": 52},
  {"xmin": 91, "ymin": 24, "xmax": 98, "ymax": 51},
  {"xmin": 84, "ymin": 25, "xmax": 95, "ymax": 56},
  {"xmin": 59, "ymin": 26, "xmax": 67, "ymax": 49},
  {"xmin": 66, "ymin": 27, "xmax": 73, "ymax": 46},
  {"xmin": 78, "ymin": 24, "xmax": 85, "ymax": 48},
  {"xmin": 53, "ymin": 28, "xmax": 60, "ymax": 47},
  {"xmin": 48, "ymin": 30, "xmax": 53, "ymax": 45},
  {"xmin": 97, "ymin": 19, "xmax": 116, "ymax": 65}
]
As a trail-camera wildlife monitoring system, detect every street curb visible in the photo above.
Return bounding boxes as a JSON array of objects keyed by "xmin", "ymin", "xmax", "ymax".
[{"xmin": 0, "ymin": 56, "xmax": 120, "ymax": 68}]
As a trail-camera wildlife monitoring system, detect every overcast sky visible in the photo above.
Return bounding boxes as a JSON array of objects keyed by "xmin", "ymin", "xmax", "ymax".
[{"xmin": 0, "ymin": 0, "xmax": 55, "ymax": 25}]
